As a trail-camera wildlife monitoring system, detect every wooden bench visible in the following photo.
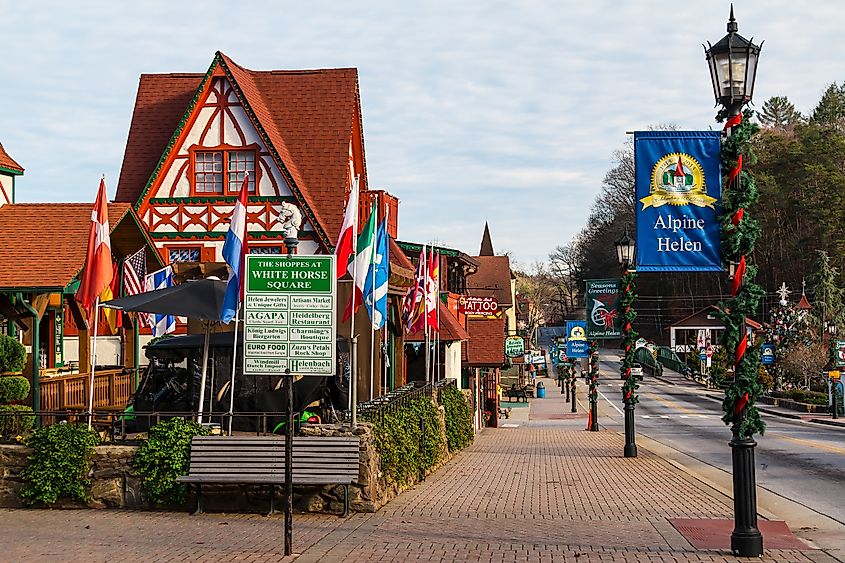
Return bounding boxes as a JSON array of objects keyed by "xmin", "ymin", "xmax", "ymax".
[
  {"xmin": 503, "ymin": 387, "xmax": 528, "ymax": 402},
  {"xmin": 176, "ymin": 435, "xmax": 360, "ymax": 516}
]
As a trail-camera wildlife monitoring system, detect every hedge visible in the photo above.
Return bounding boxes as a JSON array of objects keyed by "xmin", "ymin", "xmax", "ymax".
[
  {"xmin": 0, "ymin": 335, "xmax": 26, "ymax": 374},
  {"xmin": 441, "ymin": 386, "xmax": 473, "ymax": 452},
  {"xmin": 0, "ymin": 376, "xmax": 30, "ymax": 403},
  {"xmin": 0, "ymin": 404, "xmax": 35, "ymax": 435}
]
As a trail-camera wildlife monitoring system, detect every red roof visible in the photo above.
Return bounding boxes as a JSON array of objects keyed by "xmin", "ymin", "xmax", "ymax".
[
  {"xmin": 0, "ymin": 203, "xmax": 134, "ymax": 289},
  {"xmin": 0, "ymin": 143, "xmax": 23, "ymax": 174},
  {"xmin": 465, "ymin": 317, "xmax": 506, "ymax": 366},
  {"xmin": 406, "ymin": 302, "xmax": 471, "ymax": 342},
  {"xmin": 468, "ymin": 256, "xmax": 513, "ymax": 307},
  {"xmin": 115, "ymin": 52, "xmax": 362, "ymax": 246}
]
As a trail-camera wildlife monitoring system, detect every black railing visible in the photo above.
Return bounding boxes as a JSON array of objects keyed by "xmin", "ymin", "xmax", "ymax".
[{"xmin": 337, "ymin": 378, "xmax": 458, "ymax": 425}]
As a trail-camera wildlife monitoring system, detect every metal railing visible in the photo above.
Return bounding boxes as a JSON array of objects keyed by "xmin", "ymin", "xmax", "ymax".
[{"xmin": 337, "ymin": 378, "xmax": 457, "ymax": 425}]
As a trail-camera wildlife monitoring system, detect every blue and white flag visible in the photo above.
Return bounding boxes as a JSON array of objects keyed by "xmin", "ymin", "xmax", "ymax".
[
  {"xmin": 144, "ymin": 266, "xmax": 176, "ymax": 337},
  {"xmin": 363, "ymin": 217, "xmax": 389, "ymax": 329},
  {"xmin": 634, "ymin": 131, "xmax": 721, "ymax": 272},
  {"xmin": 222, "ymin": 174, "xmax": 249, "ymax": 323}
]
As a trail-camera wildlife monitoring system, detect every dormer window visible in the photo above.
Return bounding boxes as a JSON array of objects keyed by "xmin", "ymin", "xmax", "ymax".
[{"xmin": 192, "ymin": 148, "xmax": 256, "ymax": 195}]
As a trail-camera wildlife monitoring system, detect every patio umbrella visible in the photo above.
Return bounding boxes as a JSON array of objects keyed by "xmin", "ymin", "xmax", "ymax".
[{"xmin": 101, "ymin": 278, "xmax": 229, "ymax": 423}]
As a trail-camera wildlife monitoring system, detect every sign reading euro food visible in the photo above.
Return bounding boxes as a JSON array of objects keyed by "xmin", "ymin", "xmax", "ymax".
[
  {"xmin": 586, "ymin": 279, "xmax": 622, "ymax": 339},
  {"xmin": 243, "ymin": 255, "xmax": 336, "ymax": 376},
  {"xmin": 565, "ymin": 320, "xmax": 589, "ymax": 358},
  {"xmin": 505, "ymin": 336, "xmax": 525, "ymax": 358},
  {"xmin": 760, "ymin": 343, "xmax": 775, "ymax": 366},
  {"xmin": 634, "ymin": 131, "xmax": 722, "ymax": 272}
]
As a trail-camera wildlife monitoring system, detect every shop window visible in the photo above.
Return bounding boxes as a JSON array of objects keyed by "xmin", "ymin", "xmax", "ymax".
[{"xmin": 169, "ymin": 248, "xmax": 201, "ymax": 263}]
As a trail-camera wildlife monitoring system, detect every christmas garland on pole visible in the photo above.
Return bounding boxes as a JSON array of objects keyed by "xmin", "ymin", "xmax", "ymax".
[
  {"xmin": 620, "ymin": 270, "xmax": 639, "ymax": 405},
  {"xmin": 587, "ymin": 340, "xmax": 599, "ymax": 430},
  {"xmin": 716, "ymin": 107, "xmax": 765, "ymax": 439}
]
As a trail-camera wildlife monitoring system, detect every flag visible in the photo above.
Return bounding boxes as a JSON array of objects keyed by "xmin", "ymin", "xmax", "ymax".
[
  {"xmin": 404, "ymin": 247, "xmax": 427, "ymax": 334},
  {"xmin": 222, "ymin": 173, "xmax": 250, "ymax": 324},
  {"xmin": 100, "ymin": 262, "xmax": 120, "ymax": 335},
  {"xmin": 426, "ymin": 251, "xmax": 440, "ymax": 332},
  {"xmin": 122, "ymin": 247, "xmax": 151, "ymax": 327},
  {"xmin": 335, "ymin": 142, "xmax": 359, "ymax": 279},
  {"xmin": 342, "ymin": 204, "xmax": 377, "ymax": 322},
  {"xmin": 363, "ymin": 215, "xmax": 389, "ymax": 329},
  {"xmin": 76, "ymin": 178, "xmax": 113, "ymax": 312},
  {"xmin": 145, "ymin": 266, "xmax": 176, "ymax": 337}
]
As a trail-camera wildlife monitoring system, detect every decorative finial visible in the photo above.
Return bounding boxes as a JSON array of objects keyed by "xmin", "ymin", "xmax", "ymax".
[
  {"xmin": 727, "ymin": 4, "xmax": 738, "ymax": 34},
  {"xmin": 802, "ymin": 277, "xmax": 806, "ymax": 295},
  {"xmin": 777, "ymin": 282, "xmax": 790, "ymax": 306}
]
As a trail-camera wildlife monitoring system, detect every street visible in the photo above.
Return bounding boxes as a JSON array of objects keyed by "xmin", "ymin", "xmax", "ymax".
[{"xmin": 595, "ymin": 352, "xmax": 845, "ymax": 526}]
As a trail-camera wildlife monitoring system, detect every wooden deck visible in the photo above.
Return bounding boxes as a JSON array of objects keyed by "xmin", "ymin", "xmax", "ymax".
[{"xmin": 39, "ymin": 369, "xmax": 134, "ymax": 411}]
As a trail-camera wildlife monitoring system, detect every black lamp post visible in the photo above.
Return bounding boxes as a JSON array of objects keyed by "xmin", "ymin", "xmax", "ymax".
[
  {"xmin": 615, "ymin": 225, "xmax": 638, "ymax": 458},
  {"xmin": 827, "ymin": 322, "xmax": 839, "ymax": 421},
  {"xmin": 705, "ymin": 6, "xmax": 764, "ymax": 558}
]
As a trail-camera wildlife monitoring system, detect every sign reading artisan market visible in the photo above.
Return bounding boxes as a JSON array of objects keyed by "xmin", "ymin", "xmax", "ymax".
[
  {"xmin": 243, "ymin": 255, "xmax": 336, "ymax": 376},
  {"xmin": 461, "ymin": 296, "xmax": 499, "ymax": 318}
]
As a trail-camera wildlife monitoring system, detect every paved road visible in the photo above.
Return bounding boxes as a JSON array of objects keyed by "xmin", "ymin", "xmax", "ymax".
[{"xmin": 594, "ymin": 352, "xmax": 845, "ymax": 526}]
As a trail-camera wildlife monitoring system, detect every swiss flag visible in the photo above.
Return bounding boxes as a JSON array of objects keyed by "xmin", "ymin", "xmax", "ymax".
[
  {"xmin": 76, "ymin": 178, "xmax": 114, "ymax": 312},
  {"xmin": 335, "ymin": 142, "xmax": 359, "ymax": 279}
]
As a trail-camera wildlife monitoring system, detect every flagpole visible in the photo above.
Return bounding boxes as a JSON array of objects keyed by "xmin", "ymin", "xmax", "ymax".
[
  {"xmin": 436, "ymin": 252, "xmax": 441, "ymax": 382},
  {"xmin": 87, "ymin": 297, "xmax": 100, "ymax": 429},
  {"xmin": 383, "ymin": 205, "xmax": 390, "ymax": 392},
  {"xmin": 368, "ymin": 199, "xmax": 378, "ymax": 401},
  {"xmin": 423, "ymin": 246, "xmax": 430, "ymax": 384},
  {"xmin": 227, "ymin": 311, "xmax": 239, "ymax": 436},
  {"xmin": 349, "ymin": 175, "xmax": 360, "ymax": 425}
]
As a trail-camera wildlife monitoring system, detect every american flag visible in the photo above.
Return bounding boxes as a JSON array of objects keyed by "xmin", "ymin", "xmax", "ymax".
[{"xmin": 122, "ymin": 247, "xmax": 150, "ymax": 327}]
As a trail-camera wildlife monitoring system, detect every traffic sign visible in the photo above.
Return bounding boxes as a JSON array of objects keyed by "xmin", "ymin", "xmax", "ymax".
[{"xmin": 243, "ymin": 255, "xmax": 336, "ymax": 376}]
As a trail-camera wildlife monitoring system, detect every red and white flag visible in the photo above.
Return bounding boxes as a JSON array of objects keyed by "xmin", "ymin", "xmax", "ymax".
[
  {"xmin": 426, "ymin": 251, "xmax": 440, "ymax": 332},
  {"xmin": 335, "ymin": 142, "xmax": 359, "ymax": 279},
  {"xmin": 404, "ymin": 246, "xmax": 427, "ymax": 334},
  {"xmin": 76, "ymin": 178, "xmax": 113, "ymax": 312}
]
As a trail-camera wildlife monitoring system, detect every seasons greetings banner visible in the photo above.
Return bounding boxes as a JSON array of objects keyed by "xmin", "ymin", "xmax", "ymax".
[
  {"xmin": 634, "ymin": 131, "xmax": 722, "ymax": 272},
  {"xmin": 586, "ymin": 279, "xmax": 622, "ymax": 339}
]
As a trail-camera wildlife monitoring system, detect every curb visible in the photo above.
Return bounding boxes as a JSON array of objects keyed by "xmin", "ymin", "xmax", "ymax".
[{"xmin": 809, "ymin": 418, "xmax": 845, "ymax": 428}]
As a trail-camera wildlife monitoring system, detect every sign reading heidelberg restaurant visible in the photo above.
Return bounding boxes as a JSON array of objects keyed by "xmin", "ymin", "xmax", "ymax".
[
  {"xmin": 243, "ymin": 255, "xmax": 337, "ymax": 376},
  {"xmin": 634, "ymin": 131, "xmax": 722, "ymax": 272},
  {"xmin": 461, "ymin": 296, "xmax": 499, "ymax": 318},
  {"xmin": 586, "ymin": 279, "xmax": 623, "ymax": 339}
]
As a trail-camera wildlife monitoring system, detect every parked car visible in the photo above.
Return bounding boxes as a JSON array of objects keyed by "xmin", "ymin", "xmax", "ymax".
[{"xmin": 622, "ymin": 363, "xmax": 644, "ymax": 380}]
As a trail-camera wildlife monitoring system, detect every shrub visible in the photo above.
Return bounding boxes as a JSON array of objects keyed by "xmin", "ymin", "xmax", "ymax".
[
  {"xmin": 441, "ymin": 385, "xmax": 473, "ymax": 452},
  {"xmin": 0, "ymin": 376, "xmax": 30, "ymax": 403},
  {"xmin": 0, "ymin": 335, "xmax": 26, "ymax": 374},
  {"xmin": 133, "ymin": 417, "xmax": 209, "ymax": 505},
  {"xmin": 0, "ymin": 404, "xmax": 35, "ymax": 435},
  {"xmin": 21, "ymin": 423, "xmax": 99, "ymax": 505},
  {"xmin": 365, "ymin": 395, "xmax": 444, "ymax": 485}
]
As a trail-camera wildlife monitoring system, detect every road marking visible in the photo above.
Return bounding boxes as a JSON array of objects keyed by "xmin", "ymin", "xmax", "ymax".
[
  {"xmin": 598, "ymin": 389, "xmax": 623, "ymax": 415},
  {"xmin": 644, "ymin": 390, "xmax": 698, "ymax": 415},
  {"xmin": 768, "ymin": 432, "xmax": 845, "ymax": 454}
]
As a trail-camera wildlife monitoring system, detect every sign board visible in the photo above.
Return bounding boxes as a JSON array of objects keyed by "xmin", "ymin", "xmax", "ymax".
[
  {"xmin": 505, "ymin": 336, "xmax": 525, "ymax": 358},
  {"xmin": 829, "ymin": 370, "xmax": 840, "ymax": 380},
  {"xmin": 585, "ymin": 279, "xmax": 623, "ymax": 339},
  {"xmin": 558, "ymin": 348, "xmax": 567, "ymax": 363},
  {"xmin": 460, "ymin": 296, "xmax": 499, "ymax": 318},
  {"xmin": 635, "ymin": 338, "xmax": 647, "ymax": 349},
  {"xmin": 243, "ymin": 255, "xmax": 336, "ymax": 376},
  {"xmin": 836, "ymin": 340, "xmax": 845, "ymax": 368},
  {"xmin": 760, "ymin": 343, "xmax": 775, "ymax": 366},
  {"xmin": 565, "ymin": 320, "xmax": 589, "ymax": 358},
  {"xmin": 699, "ymin": 349, "xmax": 707, "ymax": 362}
]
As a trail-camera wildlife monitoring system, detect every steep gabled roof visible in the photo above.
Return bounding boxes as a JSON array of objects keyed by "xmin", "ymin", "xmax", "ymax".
[
  {"xmin": 479, "ymin": 222, "xmax": 494, "ymax": 256},
  {"xmin": 115, "ymin": 52, "xmax": 363, "ymax": 247},
  {"xmin": 468, "ymin": 255, "xmax": 513, "ymax": 307},
  {"xmin": 0, "ymin": 203, "xmax": 152, "ymax": 290},
  {"xmin": 0, "ymin": 143, "xmax": 24, "ymax": 174}
]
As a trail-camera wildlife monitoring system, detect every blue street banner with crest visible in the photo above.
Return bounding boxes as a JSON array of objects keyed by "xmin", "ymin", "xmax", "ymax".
[
  {"xmin": 634, "ymin": 131, "xmax": 721, "ymax": 272},
  {"xmin": 565, "ymin": 320, "xmax": 589, "ymax": 358}
]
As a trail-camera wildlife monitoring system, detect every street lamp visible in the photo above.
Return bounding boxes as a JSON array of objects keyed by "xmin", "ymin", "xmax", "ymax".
[
  {"xmin": 615, "ymin": 225, "xmax": 638, "ymax": 457},
  {"xmin": 827, "ymin": 322, "xmax": 839, "ymax": 421},
  {"xmin": 705, "ymin": 6, "xmax": 764, "ymax": 558}
]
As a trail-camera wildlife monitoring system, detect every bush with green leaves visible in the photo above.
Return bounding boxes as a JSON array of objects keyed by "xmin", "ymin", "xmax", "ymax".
[
  {"xmin": 0, "ymin": 404, "xmax": 35, "ymax": 435},
  {"xmin": 0, "ymin": 335, "xmax": 25, "ymax": 374},
  {"xmin": 133, "ymin": 417, "xmax": 209, "ymax": 505},
  {"xmin": 441, "ymin": 385, "xmax": 473, "ymax": 452},
  {"xmin": 0, "ymin": 375, "xmax": 30, "ymax": 403},
  {"xmin": 20, "ymin": 423, "xmax": 99, "ymax": 505},
  {"xmin": 365, "ymin": 395, "xmax": 444, "ymax": 485}
]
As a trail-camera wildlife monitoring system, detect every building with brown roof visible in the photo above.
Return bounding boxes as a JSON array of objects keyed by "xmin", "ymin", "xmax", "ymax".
[{"xmin": 0, "ymin": 143, "xmax": 24, "ymax": 208}]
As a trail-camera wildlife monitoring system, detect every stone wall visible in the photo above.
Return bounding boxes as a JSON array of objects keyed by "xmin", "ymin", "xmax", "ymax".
[{"xmin": 0, "ymin": 417, "xmax": 458, "ymax": 514}]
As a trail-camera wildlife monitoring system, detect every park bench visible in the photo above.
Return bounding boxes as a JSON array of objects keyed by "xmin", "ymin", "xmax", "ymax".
[
  {"xmin": 503, "ymin": 387, "xmax": 528, "ymax": 402},
  {"xmin": 176, "ymin": 435, "xmax": 359, "ymax": 516}
]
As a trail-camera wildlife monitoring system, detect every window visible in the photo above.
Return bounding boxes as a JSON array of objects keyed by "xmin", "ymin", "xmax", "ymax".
[
  {"xmin": 193, "ymin": 149, "xmax": 256, "ymax": 195},
  {"xmin": 250, "ymin": 246, "xmax": 283, "ymax": 255},
  {"xmin": 169, "ymin": 248, "xmax": 201, "ymax": 263}
]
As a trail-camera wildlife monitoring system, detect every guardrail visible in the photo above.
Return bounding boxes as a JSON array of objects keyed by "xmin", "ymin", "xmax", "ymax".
[
  {"xmin": 338, "ymin": 378, "xmax": 457, "ymax": 425},
  {"xmin": 39, "ymin": 368, "xmax": 134, "ymax": 411}
]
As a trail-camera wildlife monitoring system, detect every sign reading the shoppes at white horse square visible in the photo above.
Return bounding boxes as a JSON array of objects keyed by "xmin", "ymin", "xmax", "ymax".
[{"xmin": 243, "ymin": 255, "xmax": 336, "ymax": 376}]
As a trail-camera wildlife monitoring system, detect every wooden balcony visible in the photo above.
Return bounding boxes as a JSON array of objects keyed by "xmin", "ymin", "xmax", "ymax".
[
  {"xmin": 359, "ymin": 190, "xmax": 398, "ymax": 238},
  {"xmin": 39, "ymin": 369, "xmax": 134, "ymax": 412}
]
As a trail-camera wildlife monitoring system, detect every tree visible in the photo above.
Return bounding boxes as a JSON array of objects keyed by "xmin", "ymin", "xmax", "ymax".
[
  {"xmin": 808, "ymin": 250, "xmax": 845, "ymax": 331},
  {"xmin": 811, "ymin": 82, "xmax": 845, "ymax": 132},
  {"xmin": 757, "ymin": 96, "xmax": 803, "ymax": 131}
]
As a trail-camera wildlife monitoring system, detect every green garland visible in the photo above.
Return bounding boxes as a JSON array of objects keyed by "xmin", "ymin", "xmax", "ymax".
[
  {"xmin": 620, "ymin": 270, "xmax": 640, "ymax": 404},
  {"xmin": 716, "ymin": 107, "xmax": 766, "ymax": 438},
  {"xmin": 588, "ymin": 341, "xmax": 599, "ymax": 399}
]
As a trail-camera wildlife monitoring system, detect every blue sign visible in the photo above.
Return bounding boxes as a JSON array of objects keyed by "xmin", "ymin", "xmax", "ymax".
[
  {"xmin": 634, "ymin": 131, "xmax": 722, "ymax": 272},
  {"xmin": 761, "ymin": 343, "xmax": 775, "ymax": 366},
  {"xmin": 699, "ymin": 350, "xmax": 707, "ymax": 362},
  {"xmin": 566, "ymin": 321, "xmax": 589, "ymax": 358}
]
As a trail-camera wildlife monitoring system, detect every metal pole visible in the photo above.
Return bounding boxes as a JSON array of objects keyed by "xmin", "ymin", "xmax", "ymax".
[
  {"xmin": 196, "ymin": 322, "xmax": 211, "ymax": 423},
  {"xmin": 351, "ymin": 335, "xmax": 358, "ymax": 428},
  {"xmin": 284, "ymin": 368, "xmax": 294, "ymax": 556},
  {"xmin": 87, "ymin": 296, "xmax": 100, "ymax": 429},
  {"xmin": 227, "ymin": 313, "xmax": 240, "ymax": 436},
  {"xmin": 570, "ymin": 369, "xmax": 576, "ymax": 413}
]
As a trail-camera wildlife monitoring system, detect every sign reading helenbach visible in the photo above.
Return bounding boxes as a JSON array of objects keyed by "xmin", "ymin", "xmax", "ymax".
[
  {"xmin": 243, "ymin": 255, "xmax": 336, "ymax": 376},
  {"xmin": 586, "ymin": 279, "xmax": 622, "ymax": 339},
  {"xmin": 634, "ymin": 131, "xmax": 722, "ymax": 272}
]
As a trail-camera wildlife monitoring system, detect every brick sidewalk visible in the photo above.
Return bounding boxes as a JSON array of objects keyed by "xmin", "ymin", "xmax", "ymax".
[{"xmin": 0, "ymin": 381, "xmax": 833, "ymax": 562}]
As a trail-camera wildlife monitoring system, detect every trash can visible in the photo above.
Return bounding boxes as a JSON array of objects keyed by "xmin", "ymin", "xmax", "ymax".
[{"xmin": 536, "ymin": 381, "xmax": 546, "ymax": 398}]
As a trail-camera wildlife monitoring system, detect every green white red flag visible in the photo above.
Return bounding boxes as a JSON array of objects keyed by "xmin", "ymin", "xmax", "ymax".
[{"xmin": 342, "ymin": 203, "xmax": 377, "ymax": 321}]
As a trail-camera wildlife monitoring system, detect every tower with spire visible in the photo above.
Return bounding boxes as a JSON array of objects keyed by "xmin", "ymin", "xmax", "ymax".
[{"xmin": 479, "ymin": 222, "xmax": 494, "ymax": 256}]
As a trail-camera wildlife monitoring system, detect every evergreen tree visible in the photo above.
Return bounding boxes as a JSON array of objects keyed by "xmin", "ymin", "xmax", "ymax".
[
  {"xmin": 808, "ymin": 250, "xmax": 845, "ymax": 330},
  {"xmin": 811, "ymin": 83, "xmax": 845, "ymax": 131},
  {"xmin": 757, "ymin": 96, "xmax": 803, "ymax": 131}
]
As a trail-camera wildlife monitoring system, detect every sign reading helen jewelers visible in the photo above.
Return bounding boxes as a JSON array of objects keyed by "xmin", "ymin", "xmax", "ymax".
[{"xmin": 243, "ymin": 255, "xmax": 336, "ymax": 376}]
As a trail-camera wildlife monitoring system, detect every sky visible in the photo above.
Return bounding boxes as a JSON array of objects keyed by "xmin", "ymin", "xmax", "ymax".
[{"xmin": 1, "ymin": 1, "xmax": 843, "ymax": 267}]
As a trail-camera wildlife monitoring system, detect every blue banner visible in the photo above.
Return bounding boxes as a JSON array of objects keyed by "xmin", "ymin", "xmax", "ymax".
[
  {"xmin": 760, "ymin": 343, "xmax": 775, "ymax": 366},
  {"xmin": 566, "ymin": 321, "xmax": 589, "ymax": 358},
  {"xmin": 635, "ymin": 131, "xmax": 721, "ymax": 272}
]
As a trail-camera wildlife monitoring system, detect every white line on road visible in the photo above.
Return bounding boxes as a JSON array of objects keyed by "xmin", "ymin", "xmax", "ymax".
[{"xmin": 598, "ymin": 389, "xmax": 623, "ymax": 415}]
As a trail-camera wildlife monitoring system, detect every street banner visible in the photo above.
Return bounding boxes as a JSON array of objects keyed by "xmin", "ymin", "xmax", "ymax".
[
  {"xmin": 634, "ymin": 131, "xmax": 722, "ymax": 272},
  {"xmin": 586, "ymin": 279, "xmax": 622, "ymax": 339},
  {"xmin": 836, "ymin": 340, "xmax": 845, "ymax": 368},
  {"xmin": 243, "ymin": 255, "xmax": 337, "ymax": 376},
  {"xmin": 761, "ymin": 343, "xmax": 775, "ymax": 366},
  {"xmin": 565, "ymin": 320, "xmax": 589, "ymax": 358}
]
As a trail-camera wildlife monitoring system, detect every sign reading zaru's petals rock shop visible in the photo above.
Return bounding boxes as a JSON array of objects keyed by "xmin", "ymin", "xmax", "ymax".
[
  {"xmin": 634, "ymin": 131, "xmax": 722, "ymax": 272},
  {"xmin": 586, "ymin": 279, "xmax": 623, "ymax": 339},
  {"xmin": 505, "ymin": 336, "xmax": 525, "ymax": 358},
  {"xmin": 243, "ymin": 255, "xmax": 336, "ymax": 376}
]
